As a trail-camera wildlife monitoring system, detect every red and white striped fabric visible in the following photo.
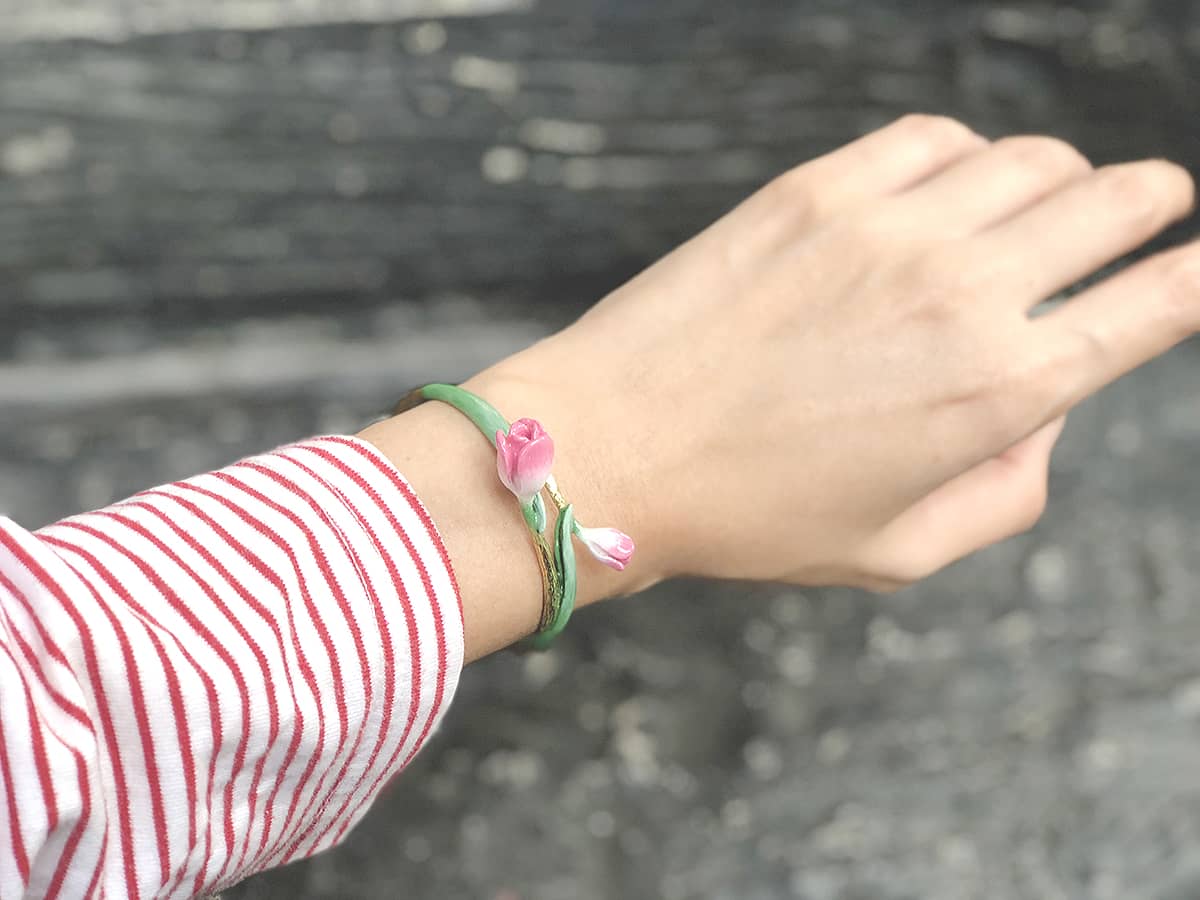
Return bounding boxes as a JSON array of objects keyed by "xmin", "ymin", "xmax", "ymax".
[{"xmin": 0, "ymin": 436, "xmax": 465, "ymax": 899}]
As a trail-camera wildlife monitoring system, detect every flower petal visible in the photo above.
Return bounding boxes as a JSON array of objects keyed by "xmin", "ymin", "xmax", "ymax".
[
  {"xmin": 576, "ymin": 526, "xmax": 635, "ymax": 571},
  {"xmin": 495, "ymin": 420, "xmax": 554, "ymax": 502}
]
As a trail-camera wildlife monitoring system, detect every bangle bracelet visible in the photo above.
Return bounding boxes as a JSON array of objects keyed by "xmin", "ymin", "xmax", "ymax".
[{"xmin": 392, "ymin": 383, "xmax": 634, "ymax": 648}]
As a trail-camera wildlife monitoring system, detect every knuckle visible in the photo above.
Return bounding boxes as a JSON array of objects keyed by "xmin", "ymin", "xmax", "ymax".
[
  {"xmin": 762, "ymin": 166, "xmax": 819, "ymax": 214},
  {"xmin": 1165, "ymin": 159, "xmax": 1197, "ymax": 211},
  {"xmin": 765, "ymin": 163, "xmax": 806, "ymax": 194},
  {"xmin": 1143, "ymin": 158, "xmax": 1196, "ymax": 219},
  {"xmin": 1094, "ymin": 165, "xmax": 1162, "ymax": 228},
  {"xmin": 999, "ymin": 135, "xmax": 1091, "ymax": 177},
  {"xmin": 1145, "ymin": 157, "xmax": 1194, "ymax": 194},
  {"xmin": 895, "ymin": 113, "xmax": 981, "ymax": 151}
]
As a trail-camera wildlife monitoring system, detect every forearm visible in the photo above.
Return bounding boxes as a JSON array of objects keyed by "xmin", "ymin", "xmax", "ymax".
[
  {"xmin": 0, "ymin": 437, "xmax": 461, "ymax": 898},
  {"xmin": 0, "ymin": 367, "xmax": 653, "ymax": 896}
]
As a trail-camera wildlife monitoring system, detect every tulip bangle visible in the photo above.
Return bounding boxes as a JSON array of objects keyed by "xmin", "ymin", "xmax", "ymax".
[{"xmin": 392, "ymin": 383, "xmax": 634, "ymax": 648}]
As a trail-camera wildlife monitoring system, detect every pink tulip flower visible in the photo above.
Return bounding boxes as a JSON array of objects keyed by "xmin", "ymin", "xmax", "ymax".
[
  {"xmin": 495, "ymin": 418, "xmax": 555, "ymax": 504},
  {"xmin": 576, "ymin": 526, "xmax": 635, "ymax": 571}
]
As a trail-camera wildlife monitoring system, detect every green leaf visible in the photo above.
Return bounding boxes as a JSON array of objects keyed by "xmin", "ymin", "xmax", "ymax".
[{"xmin": 529, "ymin": 505, "xmax": 576, "ymax": 649}]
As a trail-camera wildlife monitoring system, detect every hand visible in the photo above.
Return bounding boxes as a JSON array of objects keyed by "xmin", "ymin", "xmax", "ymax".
[{"xmin": 468, "ymin": 114, "xmax": 1197, "ymax": 595}]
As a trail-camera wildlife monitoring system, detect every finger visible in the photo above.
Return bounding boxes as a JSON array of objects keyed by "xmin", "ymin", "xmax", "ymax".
[
  {"xmin": 867, "ymin": 416, "xmax": 1065, "ymax": 582},
  {"xmin": 970, "ymin": 160, "xmax": 1195, "ymax": 309},
  {"xmin": 886, "ymin": 135, "xmax": 1092, "ymax": 237},
  {"xmin": 1035, "ymin": 239, "xmax": 1200, "ymax": 412},
  {"xmin": 760, "ymin": 114, "xmax": 989, "ymax": 221}
]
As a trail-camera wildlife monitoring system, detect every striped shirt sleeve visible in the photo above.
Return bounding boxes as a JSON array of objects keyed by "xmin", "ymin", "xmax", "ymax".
[{"xmin": 0, "ymin": 435, "xmax": 465, "ymax": 899}]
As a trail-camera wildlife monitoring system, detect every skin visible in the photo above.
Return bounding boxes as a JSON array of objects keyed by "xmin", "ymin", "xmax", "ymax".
[{"xmin": 360, "ymin": 114, "xmax": 1199, "ymax": 663}]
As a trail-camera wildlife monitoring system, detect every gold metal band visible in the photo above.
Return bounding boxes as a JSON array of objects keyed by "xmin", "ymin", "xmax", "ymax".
[
  {"xmin": 528, "ymin": 531, "xmax": 560, "ymax": 632},
  {"xmin": 543, "ymin": 474, "xmax": 569, "ymax": 512}
]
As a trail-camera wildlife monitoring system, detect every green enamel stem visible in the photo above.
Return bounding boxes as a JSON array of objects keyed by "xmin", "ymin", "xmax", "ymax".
[
  {"xmin": 420, "ymin": 383, "xmax": 510, "ymax": 445},
  {"xmin": 522, "ymin": 496, "xmax": 547, "ymax": 533},
  {"xmin": 424, "ymin": 382, "xmax": 548, "ymax": 533},
  {"xmin": 529, "ymin": 505, "xmax": 576, "ymax": 649}
]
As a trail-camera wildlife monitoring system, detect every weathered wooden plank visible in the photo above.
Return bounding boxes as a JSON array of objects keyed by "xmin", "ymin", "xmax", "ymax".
[{"xmin": 3, "ymin": 2, "xmax": 1193, "ymax": 358}]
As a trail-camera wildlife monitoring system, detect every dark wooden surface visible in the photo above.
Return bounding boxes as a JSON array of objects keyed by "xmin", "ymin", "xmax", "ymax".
[{"xmin": 3, "ymin": 2, "xmax": 1200, "ymax": 898}]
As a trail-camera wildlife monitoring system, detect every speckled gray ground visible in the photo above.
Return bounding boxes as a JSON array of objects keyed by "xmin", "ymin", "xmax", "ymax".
[{"xmin": 3, "ymin": 1, "xmax": 1200, "ymax": 898}]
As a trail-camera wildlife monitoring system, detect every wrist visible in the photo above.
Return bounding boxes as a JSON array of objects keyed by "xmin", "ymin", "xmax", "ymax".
[
  {"xmin": 359, "ymin": 400, "xmax": 544, "ymax": 661},
  {"xmin": 462, "ymin": 364, "xmax": 667, "ymax": 603},
  {"xmin": 358, "ymin": 362, "xmax": 664, "ymax": 662}
]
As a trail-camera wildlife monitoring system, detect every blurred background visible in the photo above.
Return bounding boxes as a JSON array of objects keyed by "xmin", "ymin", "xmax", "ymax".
[{"xmin": 3, "ymin": 1, "xmax": 1200, "ymax": 897}]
